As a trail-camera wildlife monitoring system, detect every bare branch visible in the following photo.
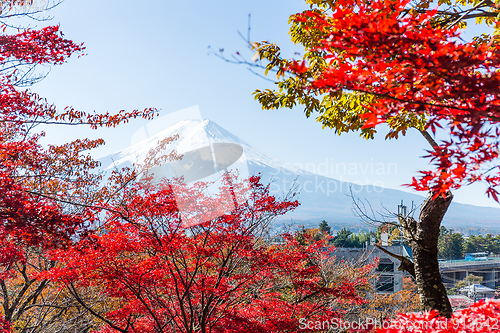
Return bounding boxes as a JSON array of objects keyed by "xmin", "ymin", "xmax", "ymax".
[{"xmin": 350, "ymin": 186, "xmax": 399, "ymax": 227}]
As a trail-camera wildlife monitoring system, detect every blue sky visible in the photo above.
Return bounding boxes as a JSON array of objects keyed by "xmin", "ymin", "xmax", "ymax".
[{"xmin": 21, "ymin": 0, "xmax": 499, "ymax": 208}]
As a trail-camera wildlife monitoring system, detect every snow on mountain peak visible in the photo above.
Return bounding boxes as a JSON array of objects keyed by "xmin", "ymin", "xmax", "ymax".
[{"xmin": 99, "ymin": 118, "xmax": 298, "ymax": 174}]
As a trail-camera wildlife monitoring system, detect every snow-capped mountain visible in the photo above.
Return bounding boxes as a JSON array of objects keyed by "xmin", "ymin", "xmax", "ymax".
[
  {"xmin": 100, "ymin": 118, "xmax": 299, "ymax": 174},
  {"xmin": 99, "ymin": 118, "xmax": 500, "ymax": 233}
]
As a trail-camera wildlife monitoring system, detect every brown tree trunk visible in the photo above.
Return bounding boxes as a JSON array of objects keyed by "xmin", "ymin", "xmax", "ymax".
[{"xmin": 412, "ymin": 191, "xmax": 453, "ymax": 317}]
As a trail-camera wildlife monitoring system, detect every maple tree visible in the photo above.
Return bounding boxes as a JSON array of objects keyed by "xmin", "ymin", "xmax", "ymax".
[
  {"xmin": 41, "ymin": 173, "xmax": 374, "ymax": 333},
  {"xmin": 0, "ymin": 2, "xmax": 375, "ymax": 331},
  {"xmin": 246, "ymin": 0, "xmax": 500, "ymax": 318},
  {"xmin": 0, "ymin": 1, "xmax": 161, "ymax": 330},
  {"xmin": 276, "ymin": 224, "xmax": 421, "ymax": 328}
]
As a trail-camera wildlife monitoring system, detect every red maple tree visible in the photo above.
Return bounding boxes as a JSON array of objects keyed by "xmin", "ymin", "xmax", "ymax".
[
  {"xmin": 42, "ymin": 173, "xmax": 372, "ymax": 333},
  {"xmin": 285, "ymin": 0, "xmax": 500, "ymax": 200},
  {"xmin": 252, "ymin": 0, "xmax": 500, "ymax": 317},
  {"xmin": 0, "ymin": 21, "xmax": 158, "ymax": 248},
  {"xmin": 0, "ymin": 3, "xmax": 161, "ymax": 329}
]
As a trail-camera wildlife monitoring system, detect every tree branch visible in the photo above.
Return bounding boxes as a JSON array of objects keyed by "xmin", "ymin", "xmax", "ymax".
[
  {"xmin": 419, "ymin": 129, "xmax": 439, "ymax": 151},
  {"xmin": 375, "ymin": 244, "xmax": 415, "ymax": 278}
]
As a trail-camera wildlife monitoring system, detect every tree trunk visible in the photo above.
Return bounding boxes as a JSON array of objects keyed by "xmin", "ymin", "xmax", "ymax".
[{"xmin": 412, "ymin": 191, "xmax": 453, "ymax": 317}]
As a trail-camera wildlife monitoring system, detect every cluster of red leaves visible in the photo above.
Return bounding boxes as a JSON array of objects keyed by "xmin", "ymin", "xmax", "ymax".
[
  {"xmin": 0, "ymin": 22, "xmax": 164, "ymax": 255},
  {"xmin": 41, "ymin": 174, "xmax": 370, "ymax": 333},
  {"xmin": 0, "ymin": 133, "xmax": 87, "ymax": 270},
  {"xmin": 287, "ymin": 0, "xmax": 500, "ymax": 200},
  {"xmin": 0, "ymin": 24, "xmax": 158, "ymax": 127},
  {"xmin": 0, "ymin": 18, "xmax": 165, "ymax": 330},
  {"xmin": 0, "ymin": 6, "xmax": 372, "ymax": 332},
  {"xmin": 0, "ymin": 25, "xmax": 84, "ymax": 64},
  {"xmin": 375, "ymin": 299, "xmax": 500, "ymax": 333},
  {"xmin": 0, "ymin": 316, "xmax": 10, "ymax": 333}
]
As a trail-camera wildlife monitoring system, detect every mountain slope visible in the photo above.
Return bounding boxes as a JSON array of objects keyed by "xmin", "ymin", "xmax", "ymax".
[{"xmin": 99, "ymin": 119, "xmax": 500, "ymax": 233}]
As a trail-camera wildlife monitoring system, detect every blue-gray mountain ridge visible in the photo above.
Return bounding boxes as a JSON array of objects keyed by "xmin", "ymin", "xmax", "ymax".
[{"xmin": 98, "ymin": 119, "xmax": 500, "ymax": 234}]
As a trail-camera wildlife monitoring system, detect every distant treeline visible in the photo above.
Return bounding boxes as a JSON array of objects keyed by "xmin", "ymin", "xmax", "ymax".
[
  {"xmin": 302, "ymin": 221, "xmax": 500, "ymax": 260},
  {"xmin": 437, "ymin": 226, "xmax": 500, "ymax": 260},
  {"xmin": 297, "ymin": 220, "xmax": 373, "ymax": 248}
]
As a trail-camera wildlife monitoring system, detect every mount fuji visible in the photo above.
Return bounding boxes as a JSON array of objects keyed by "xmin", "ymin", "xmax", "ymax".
[{"xmin": 98, "ymin": 119, "xmax": 500, "ymax": 234}]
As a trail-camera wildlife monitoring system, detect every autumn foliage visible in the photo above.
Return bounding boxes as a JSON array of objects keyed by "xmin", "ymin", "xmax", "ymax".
[
  {"xmin": 248, "ymin": 0, "xmax": 500, "ymax": 318},
  {"xmin": 6, "ymin": 0, "xmax": 500, "ymax": 331},
  {"xmin": 36, "ymin": 173, "xmax": 372, "ymax": 333},
  {"xmin": 0, "ymin": 6, "xmax": 161, "ymax": 331},
  {"xmin": 377, "ymin": 299, "xmax": 500, "ymax": 333},
  {"xmin": 0, "ymin": 3, "xmax": 384, "ymax": 331},
  {"xmin": 0, "ymin": 22, "xmax": 158, "ymax": 250},
  {"xmin": 259, "ymin": 0, "xmax": 500, "ymax": 201}
]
